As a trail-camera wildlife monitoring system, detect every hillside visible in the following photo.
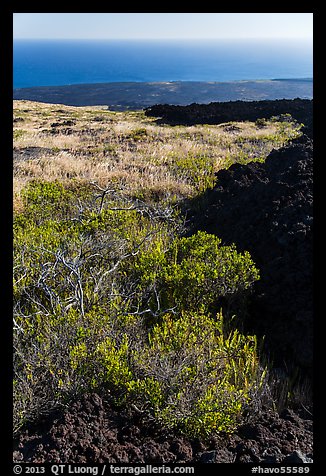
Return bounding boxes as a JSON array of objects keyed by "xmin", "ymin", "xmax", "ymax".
[
  {"xmin": 13, "ymin": 99, "xmax": 313, "ymax": 464},
  {"xmin": 13, "ymin": 99, "xmax": 304, "ymax": 209}
]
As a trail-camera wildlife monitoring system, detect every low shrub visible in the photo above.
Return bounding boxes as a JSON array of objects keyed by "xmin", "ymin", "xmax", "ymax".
[
  {"xmin": 171, "ymin": 153, "xmax": 216, "ymax": 192},
  {"xmin": 13, "ymin": 179, "xmax": 263, "ymax": 438},
  {"xmin": 130, "ymin": 230, "xmax": 259, "ymax": 319},
  {"xmin": 128, "ymin": 311, "xmax": 263, "ymax": 437}
]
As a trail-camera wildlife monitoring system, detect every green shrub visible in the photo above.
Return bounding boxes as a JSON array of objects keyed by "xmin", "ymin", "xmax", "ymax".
[
  {"xmin": 172, "ymin": 153, "xmax": 216, "ymax": 192},
  {"xmin": 128, "ymin": 127, "xmax": 148, "ymax": 141},
  {"xmin": 119, "ymin": 311, "xmax": 262, "ymax": 437},
  {"xmin": 14, "ymin": 129, "xmax": 26, "ymax": 140},
  {"xmin": 13, "ymin": 179, "xmax": 264, "ymax": 438},
  {"xmin": 20, "ymin": 179, "xmax": 74, "ymax": 220},
  {"xmin": 131, "ymin": 230, "xmax": 259, "ymax": 317}
]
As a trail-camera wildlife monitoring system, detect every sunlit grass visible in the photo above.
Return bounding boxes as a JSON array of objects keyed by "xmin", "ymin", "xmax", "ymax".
[{"xmin": 13, "ymin": 100, "xmax": 302, "ymax": 211}]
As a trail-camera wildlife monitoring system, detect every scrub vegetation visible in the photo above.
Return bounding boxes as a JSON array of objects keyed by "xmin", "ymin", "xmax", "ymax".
[{"xmin": 13, "ymin": 100, "xmax": 303, "ymax": 437}]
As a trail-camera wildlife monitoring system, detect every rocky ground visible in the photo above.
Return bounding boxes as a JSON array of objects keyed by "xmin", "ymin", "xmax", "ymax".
[
  {"xmin": 188, "ymin": 133, "xmax": 313, "ymax": 376},
  {"xmin": 145, "ymin": 98, "xmax": 313, "ymax": 137},
  {"xmin": 13, "ymin": 392, "xmax": 313, "ymax": 464}
]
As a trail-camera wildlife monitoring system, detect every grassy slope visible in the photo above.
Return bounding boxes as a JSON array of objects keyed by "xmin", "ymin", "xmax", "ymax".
[{"xmin": 13, "ymin": 100, "xmax": 302, "ymax": 210}]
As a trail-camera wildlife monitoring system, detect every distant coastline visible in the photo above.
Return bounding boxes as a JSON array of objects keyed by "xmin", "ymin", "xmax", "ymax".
[
  {"xmin": 13, "ymin": 38, "xmax": 313, "ymax": 89},
  {"xmin": 13, "ymin": 79, "xmax": 313, "ymax": 111}
]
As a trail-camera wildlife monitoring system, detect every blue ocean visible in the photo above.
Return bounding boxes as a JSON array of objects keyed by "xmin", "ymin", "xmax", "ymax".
[{"xmin": 13, "ymin": 39, "xmax": 313, "ymax": 89}]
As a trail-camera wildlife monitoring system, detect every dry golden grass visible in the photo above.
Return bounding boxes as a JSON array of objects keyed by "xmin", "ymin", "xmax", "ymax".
[{"xmin": 13, "ymin": 100, "xmax": 302, "ymax": 210}]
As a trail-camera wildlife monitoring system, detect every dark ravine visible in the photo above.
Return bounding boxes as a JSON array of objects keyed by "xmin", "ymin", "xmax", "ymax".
[
  {"xmin": 187, "ymin": 134, "xmax": 313, "ymax": 376},
  {"xmin": 13, "ymin": 79, "xmax": 313, "ymax": 110}
]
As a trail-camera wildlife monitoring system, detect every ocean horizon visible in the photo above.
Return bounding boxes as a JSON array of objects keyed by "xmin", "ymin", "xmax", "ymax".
[{"xmin": 13, "ymin": 38, "xmax": 313, "ymax": 89}]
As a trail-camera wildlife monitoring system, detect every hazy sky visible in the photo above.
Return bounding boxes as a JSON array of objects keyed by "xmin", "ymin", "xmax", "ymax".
[{"xmin": 13, "ymin": 13, "xmax": 313, "ymax": 40}]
